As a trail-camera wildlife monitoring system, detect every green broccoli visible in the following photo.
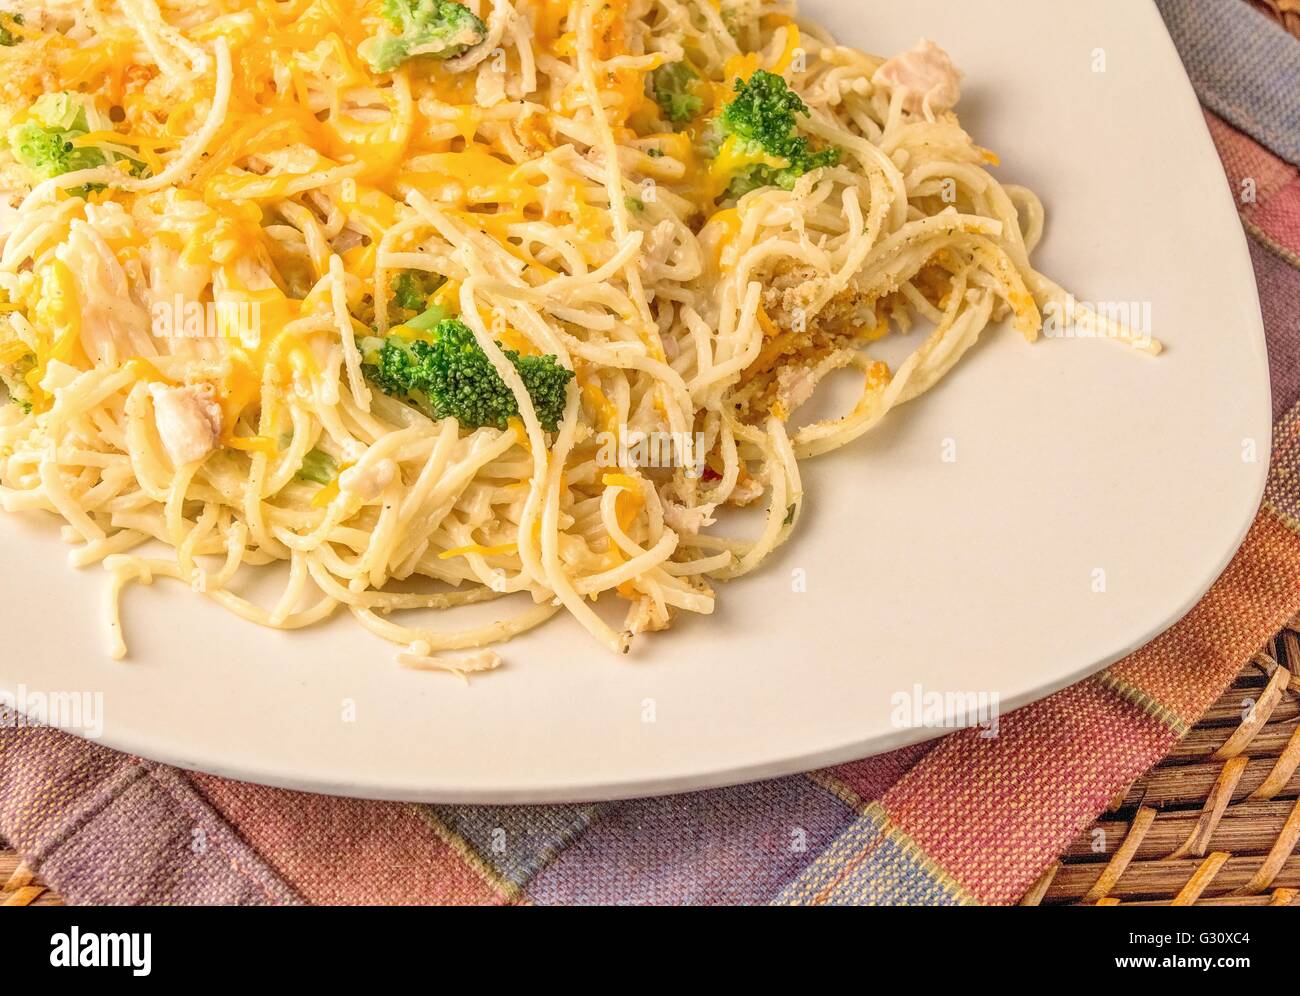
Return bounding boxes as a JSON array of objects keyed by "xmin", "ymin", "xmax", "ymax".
[
  {"xmin": 7, "ymin": 93, "xmax": 146, "ymax": 188},
  {"xmin": 360, "ymin": 0, "xmax": 487, "ymax": 73},
  {"xmin": 649, "ymin": 62, "xmax": 702, "ymax": 128},
  {"xmin": 389, "ymin": 269, "xmax": 445, "ymax": 316},
  {"xmin": 0, "ymin": 352, "xmax": 34, "ymax": 412},
  {"xmin": 0, "ymin": 12, "xmax": 24, "ymax": 46},
  {"xmin": 296, "ymin": 447, "xmax": 338, "ymax": 486},
  {"xmin": 720, "ymin": 69, "xmax": 807, "ymax": 154},
  {"xmin": 723, "ymin": 153, "xmax": 839, "ymax": 199},
  {"xmin": 361, "ymin": 317, "xmax": 574, "ymax": 432},
  {"xmin": 8, "ymin": 124, "xmax": 108, "ymax": 181},
  {"xmin": 716, "ymin": 69, "xmax": 840, "ymax": 199},
  {"xmin": 403, "ymin": 299, "xmax": 453, "ymax": 332},
  {"xmin": 0, "ymin": 319, "xmax": 35, "ymax": 413}
]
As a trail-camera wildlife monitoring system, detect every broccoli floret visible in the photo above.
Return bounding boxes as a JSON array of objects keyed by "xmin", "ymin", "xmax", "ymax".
[
  {"xmin": 361, "ymin": 331, "xmax": 425, "ymax": 398},
  {"xmin": 7, "ymin": 93, "xmax": 147, "ymax": 189},
  {"xmin": 8, "ymin": 124, "xmax": 108, "ymax": 181},
  {"xmin": 649, "ymin": 62, "xmax": 702, "ymax": 128},
  {"xmin": 716, "ymin": 69, "xmax": 840, "ymax": 198},
  {"xmin": 361, "ymin": 0, "xmax": 487, "ymax": 73},
  {"xmin": 0, "ymin": 330, "xmax": 35, "ymax": 413},
  {"xmin": 511, "ymin": 349, "xmax": 575, "ymax": 432},
  {"xmin": 362, "ymin": 318, "xmax": 574, "ymax": 431},
  {"xmin": 720, "ymin": 69, "xmax": 807, "ymax": 155},
  {"xmin": 0, "ymin": 354, "xmax": 34, "ymax": 412},
  {"xmin": 296, "ymin": 447, "xmax": 338, "ymax": 486},
  {"xmin": 0, "ymin": 12, "xmax": 24, "ymax": 46},
  {"xmin": 723, "ymin": 149, "xmax": 840, "ymax": 199},
  {"xmin": 389, "ymin": 269, "xmax": 445, "ymax": 315}
]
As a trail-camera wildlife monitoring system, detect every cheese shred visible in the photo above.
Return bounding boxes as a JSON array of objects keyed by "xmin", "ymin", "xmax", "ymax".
[{"xmin": 0, "ymin": 1, "xmax": 1155, "ymax": 670}]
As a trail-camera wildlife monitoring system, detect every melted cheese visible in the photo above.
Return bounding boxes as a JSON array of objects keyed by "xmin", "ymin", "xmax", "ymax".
[
  {"xmin": 701, "ymin": 207, "xmax": 742, "ymax": 269},
  {"xmin": 581, "ymin": 380, "xmax": 620, "ymax": 436},
  {"xmin": 311, "ymin": 460, "xmax": 356, "ymax": 508},
  {"xmin": 600, "ymin": 471, "xmax": 644, "ymax": 591},
  {"xmin": 213, "ymin": 273, "xmax": 315, "ymax": 444},
  {"xmin": 10, "ymin": 0, "xmax": 691, "ymax": 453},
  {"xmin": 439, "ymin": 543, "xmax": 519, "ymax": 560},
  {"xmin": 26, "ymin": 260, "xmax": 87, "ymax": 412},
  {"xmin": 122, "ymin": 357, "xmax": 175, "ymax": 386},
  {"xmin": 708, "ymin": 135, "xmax": 788, "ymax": 200},
  {"xmin": 396, "ymin": 145, "xmax": 538, "ymax": 207},
  {"xmin": 529, "ymin": 0, "xmax": 572, "ymax": 53}
]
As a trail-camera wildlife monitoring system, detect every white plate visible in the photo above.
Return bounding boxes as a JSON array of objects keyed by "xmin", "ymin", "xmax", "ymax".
[{"xmin": 0, "ymin": 0, "xmax": 1270, "ymax": 802}]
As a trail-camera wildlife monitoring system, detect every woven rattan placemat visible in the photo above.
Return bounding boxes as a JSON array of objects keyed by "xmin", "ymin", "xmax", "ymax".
[
  {"xmin": 1022, "ymin": 621, "xmax": 1300, "ymax": 906},
  {"xmin": 4, "ymin": 621, "xmax": 1298, "ymax": 907}
]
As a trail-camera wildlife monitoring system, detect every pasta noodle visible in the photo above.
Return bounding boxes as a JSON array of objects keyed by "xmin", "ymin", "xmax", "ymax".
[{"xmin": 0, "ymin": 0, "xmax": 1156, "ymax": 672}]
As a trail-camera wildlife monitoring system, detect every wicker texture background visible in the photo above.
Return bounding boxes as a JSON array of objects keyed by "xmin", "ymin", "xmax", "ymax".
[{"xmin": 1022, "ymin": 623, "xmax": 1300, "ymax": 905}]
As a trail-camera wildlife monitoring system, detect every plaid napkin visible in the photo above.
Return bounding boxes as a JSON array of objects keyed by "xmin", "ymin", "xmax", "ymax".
[{"xmin": 4, "ymin": 0, "xmax": 1300, "ymax": 906}]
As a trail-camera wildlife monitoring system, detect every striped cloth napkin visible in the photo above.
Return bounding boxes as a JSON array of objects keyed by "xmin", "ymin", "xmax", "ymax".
[{"xmin": 3, "ymin": 0, "xmax": 1299, "ymax": 906}]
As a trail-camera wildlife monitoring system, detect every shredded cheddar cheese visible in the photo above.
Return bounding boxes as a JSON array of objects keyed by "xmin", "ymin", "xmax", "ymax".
[{"xmin": 0, "ymin": 1, "xmax": 1147, "ymax": 671}]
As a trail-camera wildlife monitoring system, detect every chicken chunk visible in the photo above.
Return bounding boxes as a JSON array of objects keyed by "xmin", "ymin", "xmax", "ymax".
[
  {"xmin": 339, "ymin": 458, "xmax": 398, "ymax": 500},
  {"xmin": 149, "ymin": 383, "xmax": 222, "ymax": 467},
  {"xmin": 872, "ymin": 39, "xmax": 963, "ymax": 119}
]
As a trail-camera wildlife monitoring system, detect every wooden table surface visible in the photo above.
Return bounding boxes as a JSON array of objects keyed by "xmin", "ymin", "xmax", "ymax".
[{"xmin": 1, "ymin": 844, "xmax": 62, "ymax": 906}]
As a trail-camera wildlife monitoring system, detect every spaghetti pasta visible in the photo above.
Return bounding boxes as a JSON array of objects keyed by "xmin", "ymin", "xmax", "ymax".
[{"xmin": 0, "ymin": 0, "xmax": 1155, "ymax": 672}]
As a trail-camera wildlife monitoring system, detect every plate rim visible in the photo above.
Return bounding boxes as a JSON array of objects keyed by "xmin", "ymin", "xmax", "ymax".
[{"xmin": 0, "ymin": 0, "xmax": 1274, "ymax": 803}]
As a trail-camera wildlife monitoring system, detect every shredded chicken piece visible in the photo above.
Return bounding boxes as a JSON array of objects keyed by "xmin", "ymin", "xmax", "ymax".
[
  {"xmin": 774, "ymin": 365, "xmax": 819, "ymax": 414},
  {"xmin": 728, "ymin": 476, "xmax": 764, "ymax": 506},
  {"xmin": 663, "ymin": 498, "xmax": 717, "ymax": 535},
  {"xmin": 148, "ymin": 383, "xmax": 222, "ymax": 466},
  {"xmin": 871, "ymin": 39, "xmax": 963, "ymax": 119},
  {"xmin": 734, "ymin": 259, "xmax": 883, "ymax": 420},
  {"xmin": 340, "ymin": 458, "xmax": 397, "ymax": 500}
]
